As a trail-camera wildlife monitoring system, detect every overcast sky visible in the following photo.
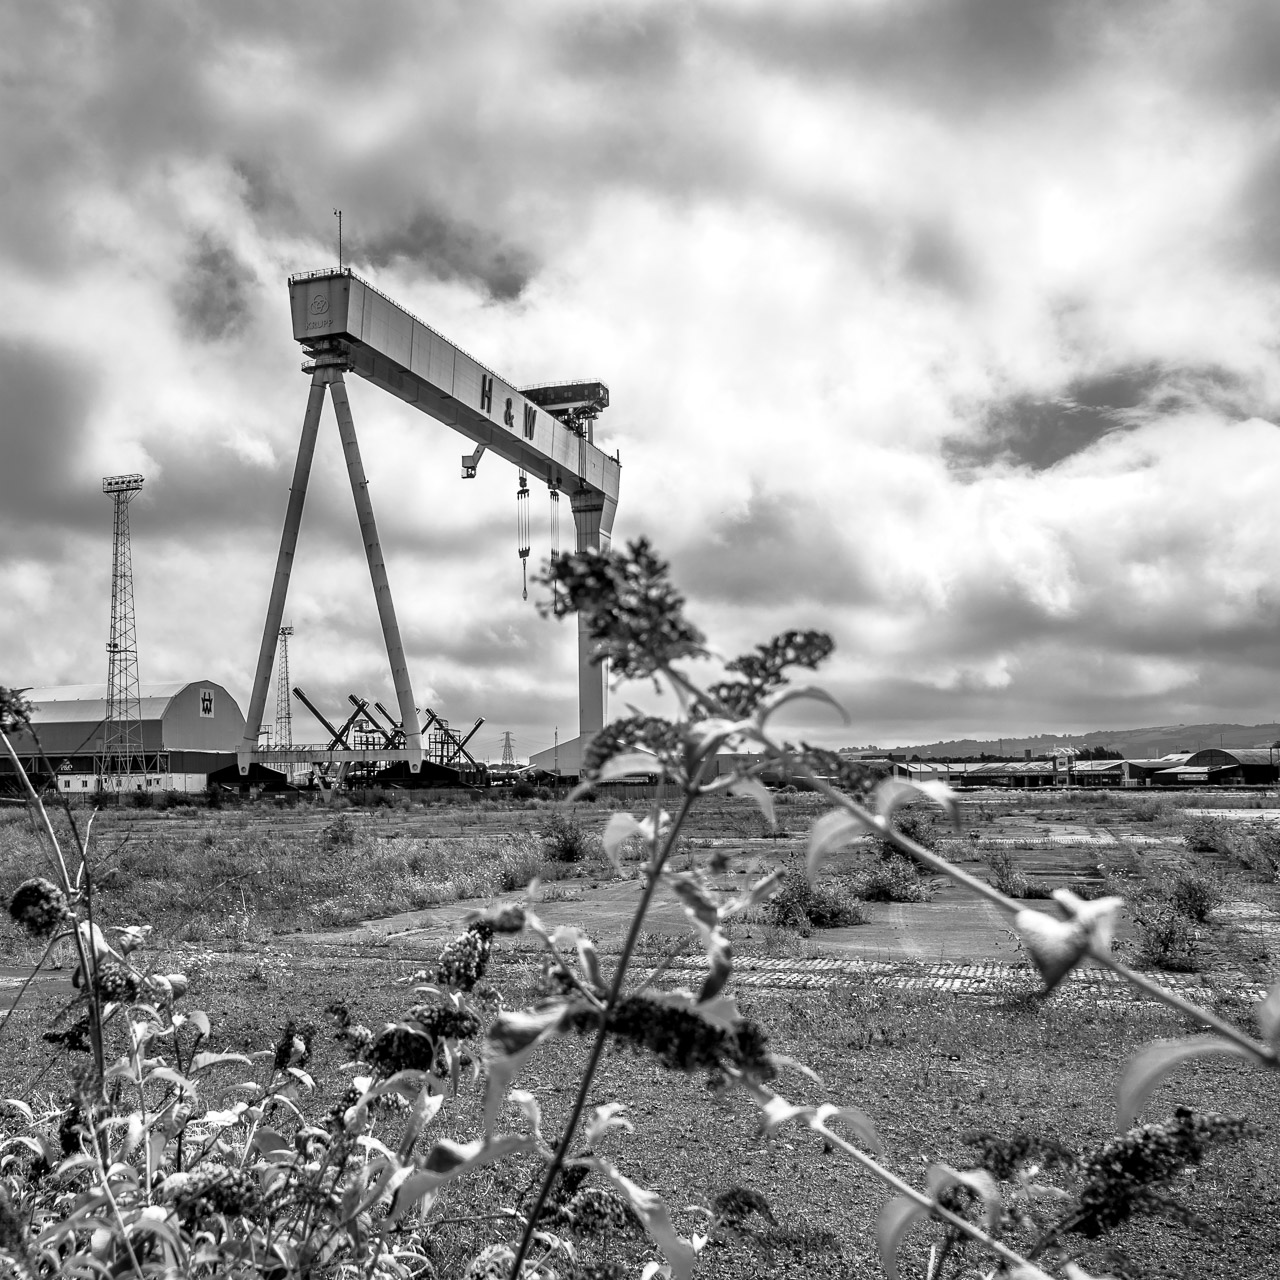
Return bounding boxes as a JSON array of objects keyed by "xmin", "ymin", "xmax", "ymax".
[{"xmin": 5, "ymin": 0, "xmax": 1280, "ymax": 758}]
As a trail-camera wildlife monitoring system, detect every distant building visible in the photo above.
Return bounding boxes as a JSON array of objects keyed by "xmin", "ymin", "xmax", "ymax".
[{"xmin": 4, "ymin": 682, "xmax": 246, "ymax": 793}]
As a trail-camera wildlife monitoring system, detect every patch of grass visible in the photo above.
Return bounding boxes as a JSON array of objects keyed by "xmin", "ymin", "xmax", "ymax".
[{"xmin": 0, "ymin": 820, "xmax": 548, "ymax": 939}]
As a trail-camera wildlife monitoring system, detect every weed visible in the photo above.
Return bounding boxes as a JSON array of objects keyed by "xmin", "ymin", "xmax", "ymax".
[
  {"xmin": 876, "ymin": 807, "xmax": 938, "ymax": 857},
  {"xmin": 1166, "ymin": 867, "xmax": 1222, "ymax": 922},
  {"xmin": 1182, "ymin": 815, "xmax": 1230, "ymax": 855},
  {"xmin": 540, "ymin": 809, "xmax": 596, "ymax": 862},
  {"xmin": 857, "ymin": 856, "xmax": 934, "ymax": 902},
  {"xmin": 1240, "ymin": 824, "xmax": 1280, "ymax": 876},
  {"xmin": 1129, "ymin": 797, "xmax": 1168, "ymax": 823},
  {"xmin": 1133, "ymin": 904, "xmax": 1201, "ymax": 972},
  {"xmin": 763, "ymin": 868, "xmax": 866, "ymax": 934},
  {"xmin": 985, "ymin": 848, "xmax": 1031, "ymax": 899}
]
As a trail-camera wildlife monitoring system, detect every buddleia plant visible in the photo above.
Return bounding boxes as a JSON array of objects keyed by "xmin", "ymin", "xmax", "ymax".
[{"xmin": 463, "ymin": 538, "xmax": 1279, "ymax": 1280}]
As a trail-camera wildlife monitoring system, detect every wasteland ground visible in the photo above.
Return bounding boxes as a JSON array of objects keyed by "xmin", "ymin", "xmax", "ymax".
[{"xmin": 1, "ymin": 788, "xmax": 1278, "ymax": 1278}]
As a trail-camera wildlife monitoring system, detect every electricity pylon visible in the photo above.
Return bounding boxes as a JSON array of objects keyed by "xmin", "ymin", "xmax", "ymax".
[
  {"xmin": 274, "ymin": 626, "xmax": 294, "ymax": 748},
  {"xmin": 500, "ymin": 731, "xmax": 516, "ymax": 767},
  {"xmin": 99, "ymin": 474, "xmax": 145, "ymax": 792}
]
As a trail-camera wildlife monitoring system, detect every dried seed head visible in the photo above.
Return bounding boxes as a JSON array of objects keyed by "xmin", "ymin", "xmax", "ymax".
[
  {"xmin": 436, "ymin": 927, "xmax": 491, "ymax": 991},
  {"xmin": 93, "ymin": 965, "xmax": 141, "ymax": 1006},
  {"xmin": 8, "ymin": 878, "xmax": 72, "ymax": 939}
]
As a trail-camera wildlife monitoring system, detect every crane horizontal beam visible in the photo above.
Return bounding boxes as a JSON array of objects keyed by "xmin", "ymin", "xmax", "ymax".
[{"xmin": 289, "ymin": 269, "xmax": 619, "ymax": 539}]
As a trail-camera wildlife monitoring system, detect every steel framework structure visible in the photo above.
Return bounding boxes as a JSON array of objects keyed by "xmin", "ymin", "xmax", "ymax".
[
  {"xmin": 236, "ymin": 269, "xmax": 621, "ymax": 776},
  {"xmin": 99, "ymin": 474, "xmax": 145, "ymax": 790},
  {"xmin": 274, "ymin": 626, "xmax": 294, "ymax": 748}
]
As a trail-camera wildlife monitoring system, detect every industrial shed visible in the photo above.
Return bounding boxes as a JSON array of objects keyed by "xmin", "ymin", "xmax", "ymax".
[
  {"xmin": 1151, "ymin": 747, "xmax": 1280, "ymax": 786},
  {"xmin": 4, "ymin": 682, "xmax": 246, "ymax": 793}
]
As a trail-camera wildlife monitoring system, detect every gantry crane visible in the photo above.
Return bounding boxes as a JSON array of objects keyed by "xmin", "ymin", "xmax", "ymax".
[{"xmin": 237, "ymin": 269, "xmax": 620, "ymax": 777}]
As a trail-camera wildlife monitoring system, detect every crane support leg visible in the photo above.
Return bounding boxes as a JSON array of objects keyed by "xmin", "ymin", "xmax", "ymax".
[
  {"xmin": 328, "ymin": 373, "xmax": 424, "ymax": 771},
  {"xmin": 570, "ymin": 490, "xmax": 610, "ymax": 739},
  {"xmin": 239, "ymin": 374, "xmax": 327, "ymax": 773}
]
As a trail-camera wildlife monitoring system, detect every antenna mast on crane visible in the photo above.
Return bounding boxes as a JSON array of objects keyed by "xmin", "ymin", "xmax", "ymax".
[
  {"xmin": 99, "ymin": 474, "xmax": 145, "ymax": 793},
  {"xmin": 274, "ymin": 626, "xmax": 294, "ymax": 748}
]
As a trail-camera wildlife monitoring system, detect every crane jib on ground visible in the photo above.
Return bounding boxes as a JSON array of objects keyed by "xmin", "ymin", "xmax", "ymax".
[{"xmin": 237, "ymin": 268, "xmax": 621, "ymax": 777}]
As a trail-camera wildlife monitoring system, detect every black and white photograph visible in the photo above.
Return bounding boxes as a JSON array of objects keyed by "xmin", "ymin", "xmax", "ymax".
[{"xmin": 1, "ymin": 3, "xmax": 1278, "ymax": 1277}]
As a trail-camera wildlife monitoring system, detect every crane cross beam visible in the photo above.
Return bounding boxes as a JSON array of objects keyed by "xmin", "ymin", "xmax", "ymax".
[{"xmin": 289, "ymin": 269, "xmax": 619, "ymax": 536}]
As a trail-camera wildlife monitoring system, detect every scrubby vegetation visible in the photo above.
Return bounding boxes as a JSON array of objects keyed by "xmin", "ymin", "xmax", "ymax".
[{"xmin": 762, "ymin": 867, "xmax": 866, "ymax": 933}]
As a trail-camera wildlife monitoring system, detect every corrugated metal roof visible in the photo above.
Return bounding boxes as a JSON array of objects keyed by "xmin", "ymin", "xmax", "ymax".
[{"xmin": 22, "ymin": 684, "xmax": 188, "ymax": 724}]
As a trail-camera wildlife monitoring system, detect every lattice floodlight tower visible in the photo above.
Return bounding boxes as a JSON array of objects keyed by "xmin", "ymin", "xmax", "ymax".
[
  {"xmin": 274, "ymin": 626, "xmax": 294, "ymax": 749},
  {"xmin": 237, "ymin": 270, "xmax": 620, "ymax": 776},
  {"xmin": 100, "ymin": 474, "xmax": 145, "ymax": 790}
]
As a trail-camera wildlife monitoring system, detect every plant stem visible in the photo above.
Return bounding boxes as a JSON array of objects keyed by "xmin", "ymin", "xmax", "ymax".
[
  {"xmin": 812, "ymin": 1119, "xmax": 1055, "ymax": 1280},
  {"xmin": 1091, "ymin": 948, "xmax": 1278, "ymax": 1067},
  {"xmin": 509, "ymin": 786, "xmax": 699, "ymax": 1278}
]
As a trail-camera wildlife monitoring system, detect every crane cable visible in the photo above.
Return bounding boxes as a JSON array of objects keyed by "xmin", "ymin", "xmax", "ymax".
[{"xmin": 517, "ymin": 471, "xmax": 531, "ymax": 601}]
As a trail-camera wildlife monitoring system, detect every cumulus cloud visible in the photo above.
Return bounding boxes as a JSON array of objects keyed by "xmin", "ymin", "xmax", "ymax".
[{"xmin": 4, "ymin": 0, "xmax": 1280, "ymax": 754}]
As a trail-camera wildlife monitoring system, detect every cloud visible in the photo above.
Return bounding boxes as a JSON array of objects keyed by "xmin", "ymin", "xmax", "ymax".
[
  {"xmin": 174, "ymin": 235, "xmax": 258, "ymax": 341},
  {"xmin": 357, "ymin": 208, "xmax": 537, "ymax": 301},
  {"xmin": 5, "ymin": 0, "xmax": 1280, "ymax": 754}
]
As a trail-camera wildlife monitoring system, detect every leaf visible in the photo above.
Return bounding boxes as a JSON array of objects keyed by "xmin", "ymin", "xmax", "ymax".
[
  {"xmin": 572, "ymin": 753, "xmax": 662, "ymax": 796},
  {"xmin": 1117, "ymin": 1035, "xmax": 1255, "ymax": 1131},
  {"xmin": 482, "ymin": 1005, "xmax": 567, "ymax": 1137},
  {"xmin": 422, "ymin": 1133, "xmax": 529, "ymax": 1176},
  {"xmin": 759, "ymin": 684, "xmax": 849, "ymax": 725},
  {"xmin": 1257, "ymin": 977, "xmax": 1280, "ymax": 1049},
  {"xmin": 1051, "ymin": 889, "xmax": 1125, "ymax": 952},
  {"xmin": 584, "ymin": 1102, "xmax": 634, "ymax": 1147},
  {"xmin": 698, "ymin": 934, "xmax": 733, "ymax": 1004},
  {"xmin": 584, "ymin": 1156, "xmax": 697, "ymax": 1280},
  {"xmin": 755, "ymin": 1094, "xmax": 815, "ymax": 1136},
  {"xmin": 813, "ymin": 1103, "xmax": 883, "ymax": 1155},
  {"xmin": 601, "ymin": 813, "xmax": 645, "ymax": 871},
  {"xmin": 926, "ymin": 1163, "xmax": 1001, "ymax": 1229},
  {"xmin": 386, "ymin": 1169, "xmax": 444, "ymax": 1224},
  {"xmin": 875, "ymin": 778, "xmax": 960, "ymax": 831},
  {"xmin": 576, "ymin": 934, "xmax": 604, "ymax": 991},
  {"xmin": 687, "ymin": 717, "xmax": 751, "ymax": 755},
  {"xmin": 1014, "ymin": 909, "xmax": 1088, "ymax": 993},
  {"xmin": 2, "ymin": 1099, "xmax": 33, "ymax": 1124},
  {"xmin": 667, "ymin": 875, "xmax": 719, "ymax": 932},
  {"xmin": 250, "ymin": 1127, "xmax": 293, "ymax": 1162},
  {"xmin": 143, "ymin": 1066, "xmax": 196, "ymax": 1092},
  {"xmin": 723, "ymin": 869, "xmax": 782, "ymax": 917},
  {"xmin": 728, "ymin": 777, "xmax": 775, "ymax": 829},
  {"xmin": 190, "ymin": 1051, "xmax": 253, "ymax": 1073},
  {"xmin": 807, "ymin": 810, "xmax": 872, "ymax": 878},
  {"xmin": 397, "ymin": 1087, "xmax": 445, "ymax": 1161},
  {"xmin": 877, "ymin": 1195, "xmax": 929, "ymax": 1280}
]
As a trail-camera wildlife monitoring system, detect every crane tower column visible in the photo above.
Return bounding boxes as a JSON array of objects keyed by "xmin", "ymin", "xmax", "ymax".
[
  {"xmin": 328, "ymin": 374, "xmax": 424, "ymax": 763},
  {"xmin": 570, "ymin": 488, "xmax": 610, "ymax": 739},
  {"xmin": 239, "ymin": 374, "xmax": 327, "ymax": 768}
]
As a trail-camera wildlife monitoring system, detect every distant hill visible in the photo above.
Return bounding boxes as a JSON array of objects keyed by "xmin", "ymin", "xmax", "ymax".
[{"xmin": 870, "ymin": 723, "xmax": 1280, "ymax": 760}]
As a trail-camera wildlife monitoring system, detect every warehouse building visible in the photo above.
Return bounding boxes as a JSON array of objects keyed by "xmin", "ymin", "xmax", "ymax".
[{"xmin": 3, "ymin": 682, "xmax": 246, "ymax": 793}]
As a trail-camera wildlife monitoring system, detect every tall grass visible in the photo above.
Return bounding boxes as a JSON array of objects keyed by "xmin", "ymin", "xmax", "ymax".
[{"xmin": 0, "ymin": 816, "xmax": 547, "ymax": 939}]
